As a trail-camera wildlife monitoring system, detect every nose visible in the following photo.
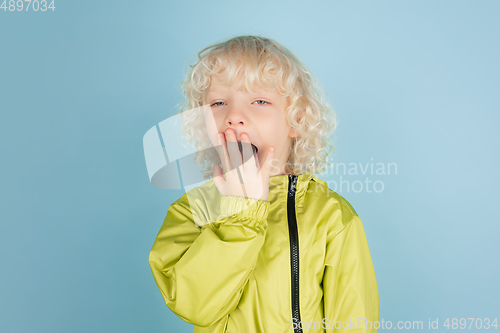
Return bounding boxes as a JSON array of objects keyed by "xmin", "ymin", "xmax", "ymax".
[{"xmin": 224, "ymin": 105, "xmax": 247, "ymax": 128}]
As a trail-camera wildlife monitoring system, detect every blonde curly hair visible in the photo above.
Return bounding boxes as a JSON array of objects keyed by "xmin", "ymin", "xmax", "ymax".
[{"xmin": 177, "ymin": 35, "xmax": 337, "ymax": 179}]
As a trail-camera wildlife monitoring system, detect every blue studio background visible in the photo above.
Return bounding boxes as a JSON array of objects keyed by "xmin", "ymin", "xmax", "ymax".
[{"xmin": 1, "ymin": 0, "xmax": 499, "ymax": 332}]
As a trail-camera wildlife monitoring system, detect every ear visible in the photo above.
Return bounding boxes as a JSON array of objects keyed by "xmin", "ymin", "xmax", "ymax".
[
  {"xmin": 288, "ymin": 128, "xmax": 299, "ymax": 138},
  {"xmin": 288, "ymin": 110, "xmax": 304, "ymax": 138}
]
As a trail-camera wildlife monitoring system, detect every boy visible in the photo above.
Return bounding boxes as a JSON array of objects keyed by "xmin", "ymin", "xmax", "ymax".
[{"xmin": 149, "ymin": 35, "xmax": 380, "ymax": 332}]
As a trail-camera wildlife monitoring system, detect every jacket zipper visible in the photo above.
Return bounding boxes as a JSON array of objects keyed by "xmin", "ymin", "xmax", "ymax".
[{"xmin": 287, "ymin": 174, "xmax": 302, "ymax": 333}]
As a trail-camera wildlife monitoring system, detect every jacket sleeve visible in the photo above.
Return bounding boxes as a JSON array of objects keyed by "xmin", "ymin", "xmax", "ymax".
[
  {"xmin": 148, "ymin": 193, "xmax": 269, "ymax": 327},
  {"xmin": 322, "ymin": 214, "xmax": 380, "ymax": 332}
]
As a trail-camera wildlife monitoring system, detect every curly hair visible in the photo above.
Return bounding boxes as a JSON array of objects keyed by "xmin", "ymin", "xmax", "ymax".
[{"xmin": 176, "ymin": 35, "xmax": 337, "ymax": 179}]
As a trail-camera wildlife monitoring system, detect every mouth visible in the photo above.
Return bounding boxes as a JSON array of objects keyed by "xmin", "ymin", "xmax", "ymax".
[{"xmin": 236, "ymin": 141, "xmax": 259, "ymax": 154}]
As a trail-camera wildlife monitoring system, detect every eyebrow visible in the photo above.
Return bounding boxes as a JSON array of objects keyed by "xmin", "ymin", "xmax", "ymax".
[{"xmin": 206, "ymin": 88, "xmax": 274, "ymax": 96}]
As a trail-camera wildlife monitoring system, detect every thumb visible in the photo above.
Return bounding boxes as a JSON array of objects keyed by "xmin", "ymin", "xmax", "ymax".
[
  {"xmin": 261, "ymin": 146, "xmax": 275, "ymax": 180},
  {"xmin": 213, "ymin": 164, "xmax": 225, "ymax": 192}
]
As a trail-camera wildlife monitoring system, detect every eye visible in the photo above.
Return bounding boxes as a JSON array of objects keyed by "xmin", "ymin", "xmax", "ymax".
[
  {"xmin": 254, "ymin": 100, "xmax": 270, "ymax": 105},
  {"xmin": 211, "ymin": 100, "xmax": 270, "ymax": 106},
  {"xmin": 211, "ymin": 101, "xmax": 226, "ymax": 107}
]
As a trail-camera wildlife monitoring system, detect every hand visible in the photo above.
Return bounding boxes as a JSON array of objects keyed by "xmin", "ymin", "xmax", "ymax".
[{"xmin": 213, "ymin": 128, "xmax": 275, "ymax": 201}]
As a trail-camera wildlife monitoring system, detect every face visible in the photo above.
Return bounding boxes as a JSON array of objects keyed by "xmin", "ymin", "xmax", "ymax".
[{"xmin": 204, "ymin": 72, "xmax": 297, "ymax": 176}]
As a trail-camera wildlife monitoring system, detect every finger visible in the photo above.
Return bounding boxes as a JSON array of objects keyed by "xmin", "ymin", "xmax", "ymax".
[
  {"xmin": 216, "ymin": 132, "xmax": 232, "ymax": 174},
  {"xmin": 225, "ymin": 129, "xmax": 243, "ymax": 172},
  {"xmin": 218, "ymin": 131, "xmax": 241, "ymax": 185},
  {"xmin": 253, "ymin": 144, "xmax": 260, "ymax": 170},
  {"xmin": 240, "ymin": 133, "xmax": 258, "ymax": 173}
]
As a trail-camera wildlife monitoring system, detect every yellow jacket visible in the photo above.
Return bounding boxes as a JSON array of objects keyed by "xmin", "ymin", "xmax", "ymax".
[{"xmin": 149, "ymin": 171, "xmax": 380, "ymax": 332}]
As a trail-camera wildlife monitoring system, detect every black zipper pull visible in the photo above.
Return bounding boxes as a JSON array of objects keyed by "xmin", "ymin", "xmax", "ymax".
[{"xmin": 288, "ymin": 174, "xmax": 297, "ymax": 197}]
